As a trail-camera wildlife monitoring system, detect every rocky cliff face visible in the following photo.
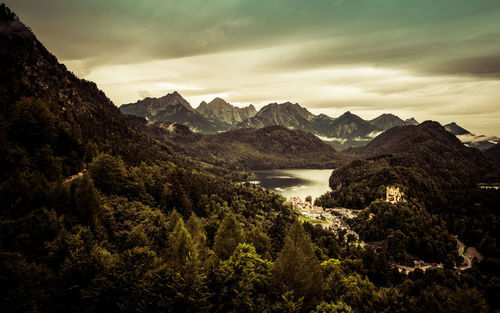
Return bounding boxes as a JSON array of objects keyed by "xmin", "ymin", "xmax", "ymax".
[
  {"xmin": 120, "ymin": 91, "xmax": 193, "ymax": 118},
  {"xmin": 196, "ymin": 97, "xmax": 256, "ymax": 125},
  {"xmin": 237, "ymin": 102, "xmax": 316, "ymax": 131}
]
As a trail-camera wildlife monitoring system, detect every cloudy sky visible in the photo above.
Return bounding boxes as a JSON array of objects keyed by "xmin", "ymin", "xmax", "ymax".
[{"xmin": 6, "ymin": 0, "xmax": 500, "ymax": 135}]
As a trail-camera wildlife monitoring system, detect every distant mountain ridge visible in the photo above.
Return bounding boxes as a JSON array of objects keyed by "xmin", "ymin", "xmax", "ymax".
[
  {"xmin": 370, "ymin": 113, "xmax": 418, "ymax": 131},
  {"xmin": 444, "ymin": 122, "xmax": 499, "ymax": 151},
  {"xmin": 121, "ymin": 92, "xmax": 497, "ymax": 152},
  {"xmin": 444, "ymin": 122, "xmax": 471, "ymax": 136},
  {"xmin": 121, "ymin": 92, "xmax": 424, "ymax": 149}
]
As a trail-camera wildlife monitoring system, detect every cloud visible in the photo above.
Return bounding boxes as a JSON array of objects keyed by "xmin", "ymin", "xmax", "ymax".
[{"xmin": 4, "ymin": 0, "xmax": 500, "ymax": 135}]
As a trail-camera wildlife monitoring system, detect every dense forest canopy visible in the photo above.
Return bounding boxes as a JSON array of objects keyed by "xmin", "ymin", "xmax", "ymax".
[{"xmin": 0, "ymin": 3, "xmax": 499, "ymax": 313}]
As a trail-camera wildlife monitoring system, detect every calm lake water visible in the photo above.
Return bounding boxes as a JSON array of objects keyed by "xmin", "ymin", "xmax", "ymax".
[{"xmin": 250, "ymin": 169, "xmax": 333, "ymax": 201}]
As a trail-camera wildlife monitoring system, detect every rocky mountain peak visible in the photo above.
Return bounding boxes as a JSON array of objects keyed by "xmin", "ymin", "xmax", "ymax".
[
  {"xmin": 369, "ymin": 113, "xmax": 407, "ymax": 131},
  {"xmin": 195, "ymin": 97, "xmax": 256, "ymax": 125},
  {"xmin": 444, "ymin": 122, "xmax": 471, "ymax": 136},
  {"xmin": 405, "ymin": 117, "xmax": 419, "ymax": 125}
]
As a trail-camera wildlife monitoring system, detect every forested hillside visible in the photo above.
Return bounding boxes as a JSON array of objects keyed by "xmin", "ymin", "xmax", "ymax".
[{"xmin": 128, "ymin": 116, "xmax": 345, "ymax": 169}]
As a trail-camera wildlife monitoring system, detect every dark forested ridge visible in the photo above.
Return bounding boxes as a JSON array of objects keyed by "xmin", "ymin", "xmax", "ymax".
[
  {"xmin": 1, "ymin": 4, "xmax": 499, "ymax": 313},
  {"xmin": 128, "ymin": 116, "xmax": 346, "ymax": 169}
]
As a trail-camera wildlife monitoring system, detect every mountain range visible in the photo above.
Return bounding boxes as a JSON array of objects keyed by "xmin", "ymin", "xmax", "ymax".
[
  {"xmin": 122, "ymin": 92, "xmax": 497, "ymax": 154},
  {"xmin": 120, "ymin": 94, "xmax": 421, "ymax": 150}
]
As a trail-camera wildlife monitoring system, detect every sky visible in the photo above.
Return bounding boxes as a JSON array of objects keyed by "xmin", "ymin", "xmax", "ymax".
[{"xmin": 6, "ymin": 0, "xmax": 500, "ymax": 135}]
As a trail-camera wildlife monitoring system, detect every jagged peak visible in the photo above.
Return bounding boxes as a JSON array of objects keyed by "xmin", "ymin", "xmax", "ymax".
[{"xmin": 443, "ymin": 121, "xmax": 471, "ymax": 135}]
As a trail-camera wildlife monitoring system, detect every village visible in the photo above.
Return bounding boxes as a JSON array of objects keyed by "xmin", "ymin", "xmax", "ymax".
[
  {"xmin": 288, "ymin": 196, "xmax": 361, "ymax": 242},
  {"xmin": 289, "ymin": 186, "xmax": 483, "ymax": 275}
]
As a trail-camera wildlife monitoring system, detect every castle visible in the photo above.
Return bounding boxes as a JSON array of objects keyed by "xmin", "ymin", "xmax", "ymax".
[{"xmin": 386, "ymin": 186, "xmax": 403, "ymax": 203}]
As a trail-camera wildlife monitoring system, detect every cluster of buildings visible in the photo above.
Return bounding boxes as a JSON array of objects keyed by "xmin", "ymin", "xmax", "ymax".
[
  {"xmin": 289, "ymin": 197, "xmax": 360, "ymax": 241},
  {"xmin": 288, "ymin": 197, "xmax": 322, "ymax": 213},
  {"xmin": 392, "ymin": 260, "xmax": 444, "ymax": 275}
]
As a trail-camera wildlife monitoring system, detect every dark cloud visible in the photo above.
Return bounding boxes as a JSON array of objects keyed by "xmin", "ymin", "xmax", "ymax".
[
  {"xmin": 440, "ymin": 56, "xmax": 500, "ymax": 77},
  {"xmin": 6, "ymin": 0, "xmax": 500, "ymax": 72}
]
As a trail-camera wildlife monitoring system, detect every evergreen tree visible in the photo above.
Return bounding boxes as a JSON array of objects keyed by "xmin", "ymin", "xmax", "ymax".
[
  {"xmin": 216, "ymin": 243, "xmax": 272, "ymax": 312},
  {"xmin": 166, "ymin": 219, "xmax": 195, "ymax": 268},
  {"xmin": 272, "ymin": 221, "xmax": 323, "ymax": 310},
  {"xmin": 213, "ymin": 213, "xmax": 243, "ymax": 260},
  {"xmin": 71, "ymin": 174, "xmax": 101, "ymax": 226},
  {"xmin": 186, "ymin": 212, "xmax": 209, "ymax": 261},
  {"xmin": 147, "ymin": 219, "xmax": 210, "ymax": 313}
]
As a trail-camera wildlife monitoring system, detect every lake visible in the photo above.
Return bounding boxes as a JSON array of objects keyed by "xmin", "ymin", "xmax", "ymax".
[{"xmin": 250, "ymin": 169, "xmax": 333, "ymax": 201}]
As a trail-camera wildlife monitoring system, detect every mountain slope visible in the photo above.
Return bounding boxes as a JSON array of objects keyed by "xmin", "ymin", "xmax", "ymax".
[
  {"xmin": 238, "ymin": 104, "xmax": 381, "ymax": 150},
  {"xmin": 120, "ymin": 93, "xmax": 231, "ymax": 133},
  {"xmin": 196, "ymin": 97, "xmax": 256, "ymax": 125},
  {"xmin": 0, "ymin": 8, "xmax": 175, "ymax": 172},
  {"xmin": 484, "ymin": 143, "xmax": 500, "ymax": 160},
  {"xmin": 188, "ymin": 125, "xmax": 343, "ymax": 169}
]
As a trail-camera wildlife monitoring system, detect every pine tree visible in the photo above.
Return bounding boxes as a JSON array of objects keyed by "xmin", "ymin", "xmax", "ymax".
[
  {"xmin": 148, "ymin": 218, "xmax": 211, "ymax": 313},
  {"xmin": 213, "ymin": 212, "xmax": 243, "ymax": 260},
  {"xmin": 166, "ymin": 219, "xmax": 195, "ymax": 268},
  {"xmin": 186, "ymin": 212, "xmax": 209, "ymax": 261},
  {"xmin": 216, "ymin": 243, "xmax": 272, "ymax": 312},
  {"xmin": 272, "ymin": 221, "xmax": 323, "ymax": 309}
]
